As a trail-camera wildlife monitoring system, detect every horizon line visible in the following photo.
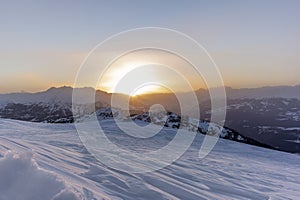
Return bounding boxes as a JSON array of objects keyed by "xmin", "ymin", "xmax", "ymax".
[{"xmin": 1, "ymin": 83, "xmax": 300, "ymax": 96}]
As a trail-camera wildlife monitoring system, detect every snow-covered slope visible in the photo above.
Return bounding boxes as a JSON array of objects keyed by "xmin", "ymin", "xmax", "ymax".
[
  {"xmin": 0, "ymin": 152, "xmax": 81, "ymax": 200},
  {"xmin": 94, "ymin": 108, "xmax": 273, "ymax": 149},
  {"xmin": 1, "ymin": 86, "xmax": 299, "ymax": 153},
  {"xmin": 0, "ymin": 119, "xmax": 299, "ymax": 200}
]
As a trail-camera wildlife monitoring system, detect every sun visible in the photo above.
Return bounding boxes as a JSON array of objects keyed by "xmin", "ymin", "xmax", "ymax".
[
  {"xmin": 96, "ymin": 49, "xmax": 204, "ymax": 96},
  {"xmin": 98, "ymin": 63, "xmax": 170, "ymax": 96},
  {"xmin": 130, "ymin": 84, "xmax": 166, "ymax": 96}
]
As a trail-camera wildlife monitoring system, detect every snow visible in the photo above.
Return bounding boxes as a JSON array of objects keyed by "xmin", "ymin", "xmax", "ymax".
[
  {"xmin": 259, "ymin": 126, "xmax": 300, "ymax": 131},
  {"xmin": 285, "ymin": 139, "xmax": 300, "ymax": 144},
  {"xmin": 0, "ymin": 119, "xmax": 299, "ymax": 199},
  {"xmin": 0, "ymin": 151, "xmax": 80, "ymax": 200}
]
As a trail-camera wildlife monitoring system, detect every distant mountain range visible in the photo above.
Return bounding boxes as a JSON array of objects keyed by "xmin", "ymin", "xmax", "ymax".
[
  {"xmin": 0, "ymin": 85, "xmax": 299, "ymax": 153},
  {"xmin": 1, "ymin": 84, "xmax": 300, "ymax": 106}
]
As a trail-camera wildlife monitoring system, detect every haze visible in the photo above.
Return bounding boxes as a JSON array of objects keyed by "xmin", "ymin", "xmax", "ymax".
[{"xmin": 0, "ymin": 0, "xmax": 299, "ymax": 94}]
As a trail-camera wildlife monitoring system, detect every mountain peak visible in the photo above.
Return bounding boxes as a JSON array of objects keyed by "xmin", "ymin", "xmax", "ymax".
[{"xmin": 46, "ymin": 86, "xmax": 73, "ymax": 92}]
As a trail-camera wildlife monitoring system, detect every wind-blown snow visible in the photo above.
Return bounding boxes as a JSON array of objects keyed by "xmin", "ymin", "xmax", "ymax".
[
  {"xmin": 0, "ymin": 151, "xmax": 80, "ymax": 200},
  {"xmin": 0, "ymin": 119, "xmax": 299, "ymax": 199}
]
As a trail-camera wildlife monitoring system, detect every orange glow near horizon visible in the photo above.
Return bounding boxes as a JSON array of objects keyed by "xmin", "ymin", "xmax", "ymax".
[
  {"xmin": 130, "ymin": 85, "xmax": 168, "ymax": 96},
  {"xmin": 96, "ymin": 49, "xmax": 207, "ymax": 96}
]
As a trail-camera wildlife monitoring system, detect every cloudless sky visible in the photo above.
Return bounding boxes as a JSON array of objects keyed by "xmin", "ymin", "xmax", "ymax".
[{"xmin": 0, "ymin": 0, "xmax": 299, "ymax": 93}]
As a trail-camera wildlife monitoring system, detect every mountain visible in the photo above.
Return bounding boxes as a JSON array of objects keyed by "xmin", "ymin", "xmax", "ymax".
[
  {"xmin": 205, "ymin": 98, "xmax": 300, "ymax": 153},
  {"xmin": 224, "ymin": 84, "xmax": 300, "ymax": 99},
  {"xmin": 0, "ymin": 102, "xmax": 74, "ymax": 123},
  {"xmin": 0, "ymin": 85, "xmax": 299, "ymax": 153},
  {"xmin": 1, "ymin": 84, "xmax": 299, "ymax": 108},
  {"xmin": 132, "ymin": 84, "xmax": 300, "ymax": 116},
  {"xmin": 0, "ymin": 86, "xmax": 107, "ymax": 106},
  {"xmin": 0, "ymin": 87, "xmax": 128, "ymax": 123}
]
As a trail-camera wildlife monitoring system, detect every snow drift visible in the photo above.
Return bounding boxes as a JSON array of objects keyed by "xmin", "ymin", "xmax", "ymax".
[{"xmin": 0, "ymin": 151, "xmax": 80, "ymax": 200}]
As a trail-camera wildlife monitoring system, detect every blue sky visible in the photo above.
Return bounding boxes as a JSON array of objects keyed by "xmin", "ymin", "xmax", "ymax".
[{"xmin": 0, "ymin": 0, "xmax": 299, "ymax": 93}]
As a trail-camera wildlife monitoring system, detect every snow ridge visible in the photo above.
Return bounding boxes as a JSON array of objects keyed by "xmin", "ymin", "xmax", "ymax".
[
  {"xmin": 0, "ymin": 151, "xmax": 80, "ymax": 200},
  {"xmin": 94, "ymin": 108, "xmax": 273, "ymax": 149}
]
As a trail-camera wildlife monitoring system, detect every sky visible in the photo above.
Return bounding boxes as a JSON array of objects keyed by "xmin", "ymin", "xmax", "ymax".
[{"xmin": 0, "ymin": 0, "xmax": 299, "ymax": 94}]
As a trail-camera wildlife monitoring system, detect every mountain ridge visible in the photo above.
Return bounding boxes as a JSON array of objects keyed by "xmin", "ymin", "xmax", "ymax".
[{"xmin": 0, "ymin": 85, "xmax": 299, "ymax": 153}]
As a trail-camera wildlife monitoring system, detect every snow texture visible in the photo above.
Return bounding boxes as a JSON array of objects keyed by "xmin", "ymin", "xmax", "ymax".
[
  {"xmin": 0, "ymin": 119, "xmax": 299, "ymax": 199},
  {"xmin": 0, "ymin": 151, "xmax": 80, "ymax": 200}
]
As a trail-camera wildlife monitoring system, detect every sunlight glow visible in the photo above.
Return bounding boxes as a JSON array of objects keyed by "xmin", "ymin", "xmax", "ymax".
[
  {"xmin": 130, "ymin": 85, "xmax": 167, "ymax": 96},
  {"xmin": 106, "ymin": 64, "xmax": 163, "ymax": 95},
  {"xmin": 97, "ymin": 49, "xmax": 206, "ymax": 96}
]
